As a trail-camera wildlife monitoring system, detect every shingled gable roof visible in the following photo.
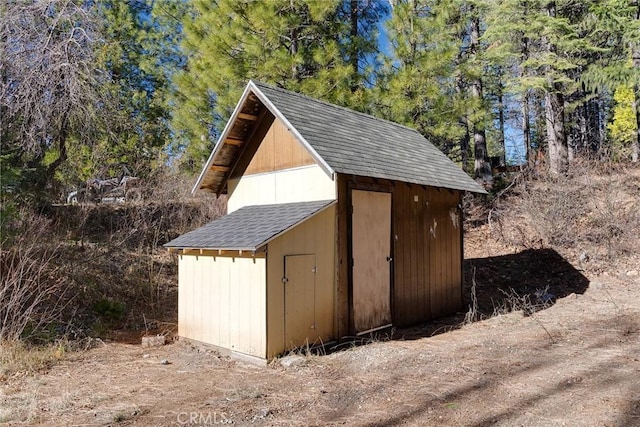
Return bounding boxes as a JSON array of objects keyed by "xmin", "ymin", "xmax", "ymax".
[
  {"xmin": 193, "ymin": 81, "xmax": 486, "ymax": 195},
  {"xmin": 164, "ymin": 200, "xmax": 335, "ymax": 251}
]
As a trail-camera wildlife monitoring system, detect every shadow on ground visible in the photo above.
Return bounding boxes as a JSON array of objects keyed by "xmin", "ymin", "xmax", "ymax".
[
  {"xmin": 396, "ymin": 248, "xmax": 590, "ymax": 340},
  {"xmin": 465, "ymin": 247, "xmax": 590, "ymax": 315}
]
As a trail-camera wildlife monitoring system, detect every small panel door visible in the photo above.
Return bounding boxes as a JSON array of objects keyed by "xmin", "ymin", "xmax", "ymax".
[
  {"xmin": 352, "ymin": 190, "xmax": 392, "ymax": 333},
  {"xmin": 284, "ymin": 254, "xmax": 316, "ymax": 349}
]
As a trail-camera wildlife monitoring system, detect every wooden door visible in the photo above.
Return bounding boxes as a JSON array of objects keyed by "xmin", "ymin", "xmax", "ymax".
[
  {"xmin": 351, "ymin": 190, "xmax": 392, "ymax": 333},
  {"xmin": 284, "ymin": 254, "xmax": 316, "ymax": 349}
]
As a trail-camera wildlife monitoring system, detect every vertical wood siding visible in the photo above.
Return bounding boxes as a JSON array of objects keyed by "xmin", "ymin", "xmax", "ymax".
[
  {"xmin": 351, "ymin": 190, "xmax": 392, "ymax": 332},
  {"xmin": 335, "ymin": 174, "xmax": 350, "ymax": 338},
  {"xmin": 265, "ymin": 205, "xmax": 336, "ymax": 358},
  {"xmin": 226, "ymin": 117, "xmax": 336, "ymax": 213},
  {"xmin": 393, "ymin": 183, "xmax": 427, "ymax": 325},
  {"xmin": 178, "ymin": 255, "xmax": 267, "ymax": 358},
  {"xmin": 244, "ymin": 118, "xmax": 316, "ymax": 175},
  {"xmin": 283, "ymin": 254, "xmax": 316, "ymax": 349},
  {"xmin": 427, "ymin": 186, "xmax": 463, "ymax": 318},
  {"xmin": 392, "ymin": 184, "xmax": 462, "ymax": 326},
  {"xmin": 337, "ymin": 175, "xmax": 463, "ymax": 332}
]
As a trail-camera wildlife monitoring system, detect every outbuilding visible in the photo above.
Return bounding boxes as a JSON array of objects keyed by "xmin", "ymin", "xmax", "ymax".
[{"xmin": 165, "ymin": 81, "xmax": 486, "ymax": 362}]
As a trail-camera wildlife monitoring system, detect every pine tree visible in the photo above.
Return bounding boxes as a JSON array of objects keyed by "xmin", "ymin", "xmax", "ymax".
[
  {"xmin": 0, "ymin": 0, "xmax": 185, "ymax": 200},
  {"xmin": 170, "ymin": 0, "xmax": 386, "ymax": 169},
  {"xmin": 381, "ymin": 0, "xmax": 494, "ymax": 184},
  {"xmin": 485, "ymin": 0, "xmax": 600, "ymax": 174},
  {"xmin": 467, "ymin": 1, "xmax": 492, "ymax": 186},
  {"xmin": 585, "ymin": 0, "xmax": 640, "ymax": 162},
  {"xmin": 484, "ymin": 0, "xmax": 539, "ymax": 165},
  {"xmin": 379, "ymin": 1, "xmax": 466, "ymax": 160},
  {"xmin": 89, "ymin": 0, "xmax": 186, "ymax": 180}
]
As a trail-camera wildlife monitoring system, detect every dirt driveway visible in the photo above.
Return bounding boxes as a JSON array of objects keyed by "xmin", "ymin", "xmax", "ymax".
[
  {"xmin": 2, "ymin": 269, "xmax": 639, "ymax": 426},
  {"xmin": 2, "ymin": 214, "xmax": 640, "ymax": 427}
]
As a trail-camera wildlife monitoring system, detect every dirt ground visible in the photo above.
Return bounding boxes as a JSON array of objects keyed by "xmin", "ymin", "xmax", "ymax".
[{"xmin": 2, "ymin": 226, "xmax": 640, "ymax": 426}]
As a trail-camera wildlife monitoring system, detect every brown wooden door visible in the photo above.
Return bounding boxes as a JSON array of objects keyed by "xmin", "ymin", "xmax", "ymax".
[
  {"xmin": 351, "ymin": 190, "xmax": 392, "ymax": 333},
  {"xmin": 284, "ymin": 254, "xmax": 316, "ymax": 349}
]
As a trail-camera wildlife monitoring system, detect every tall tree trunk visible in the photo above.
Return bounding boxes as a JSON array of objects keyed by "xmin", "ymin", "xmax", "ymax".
[
  {"xmin": 523, "ymin": 90, "xmax": 532, "ymax": 166},
  {"xmin": 456, "ymin": 77, "xmax": 471, "ymax": 173},
  {"xmin": 633, "ymin": 84, "xmax": 640, "ymax": 162},
  {"xmin": 497, "ymin": 76, "xmax": 506, "ymax": 166},
  {"xmin": 469, "ymin": 11, "xmax": 492, "ymax": 186},
  {"xmin": 460, "ymin": 117, "xmax": 471, "ymax": 173},
  {"xmin": 545, "ymin": 2, "xmax": 568, "ymax": 174},
  {"xmin": 573, "ymin": 84, "xmax": 599, "ymax": 159},
  {"xmin": 546, "ymin": 82, "xmax": 568, "ymax": 174},
  {"xmin": 632, "ymin": 38, "xmax": 640, "ymax": 162},
  {"xmin": 520, "ymin": 3, "xmax": 532, "ymax": 167},
  {"xmin": 631, "ymin": 3, "xmax": 640, "ymax": 162}
]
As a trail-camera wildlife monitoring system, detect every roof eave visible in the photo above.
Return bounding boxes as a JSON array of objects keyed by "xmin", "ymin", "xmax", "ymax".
[
  {"xmin": 191, "ymin": 83, "xmax": 256, "ymax": 195},
  {"xmin": 168, "ymin": 246, "xmax": 261, "ymax": 252},
  {"xmin": 163, "ymin": 199, "xmax": 336, "ymax": 252}
]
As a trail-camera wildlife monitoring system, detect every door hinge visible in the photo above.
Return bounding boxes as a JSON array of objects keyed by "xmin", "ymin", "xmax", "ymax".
[{"xmin": 311, "ymin": 266, "xmax": 317, "ymax": 273}]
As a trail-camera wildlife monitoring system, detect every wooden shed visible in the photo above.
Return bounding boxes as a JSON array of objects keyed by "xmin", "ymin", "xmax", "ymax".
[{"xmin": 165, "ymin": 81, "xmax": 486, "ymax": 362}]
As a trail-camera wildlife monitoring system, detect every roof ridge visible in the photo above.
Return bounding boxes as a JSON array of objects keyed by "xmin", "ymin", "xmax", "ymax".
[{"xmin": 250, "ymin": 80, "xmax": 424, "ymax": 137}]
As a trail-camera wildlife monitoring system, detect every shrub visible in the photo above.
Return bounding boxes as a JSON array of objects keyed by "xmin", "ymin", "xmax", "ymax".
[
  {"xmin": 0, "ymin": 210, "xmax": 70, "ymax": 342},
  {"xmin": 488, "ymin": 160, "xmax": 640, "ymax": 263}
]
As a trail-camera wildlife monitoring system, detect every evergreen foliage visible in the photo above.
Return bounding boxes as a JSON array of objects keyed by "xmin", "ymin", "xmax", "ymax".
[
  {"xmin": 608, "ymin": 84, "xmax": 638, "ymax": 159},
  {"xmin": 169, "ymin": 0, "xmax": 387, "ymax": 170},
  {"xmin": 0, "ymin": 0, "xmax": 184, "ymax": 203},
  {"xmin": 1, "ymin": 0, "xmax": 639, "ymax": 207}
]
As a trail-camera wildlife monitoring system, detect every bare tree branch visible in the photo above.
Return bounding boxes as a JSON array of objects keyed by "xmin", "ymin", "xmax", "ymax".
[{"xmin": 0, "ymin": 0, "xmax": 107, "ymax": 180}]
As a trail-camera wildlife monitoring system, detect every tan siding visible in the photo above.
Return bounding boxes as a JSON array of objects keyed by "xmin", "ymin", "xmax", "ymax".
[
  {"xmin": 284, "ymin": 254, "xmax": 316, "ymax": 348},
  {"xmin": 249, "ymin": 262, "xmax": 266, "ymax": 355},
  {"xmin": 244, "ymin": 118, "xmax": 316, "ymax": 175},
  {"xmin": 226, "ymin": 165, "xmax": 336, "ymax": 213},
  {"xmin": 218, "ymin": 259, "xmax": 231, "ymax": 348},
  {"xmin": 228, "ymin": 259, "xmax": 240, "ymax": 350},
  {"xmin": 209, "ymin": 260, "xmax": 221, "ymax": 345},
  {"xmin": 352, "ymin": 190, "xmax": 392, "ymax": 332},
  {"xmin": 178, "ymin": 255, "xmax": 188, "ymax": 338},
  {"xmin": 226, "ymin": 117, "xmax": 333, "ymax": 212},
  {"xmin": 178, "ymin": 255, "xmax": 266, "ymax": 358},
  {"xmin": 266, "ymin": 205, "xmax": 336, "ymax": 358}
]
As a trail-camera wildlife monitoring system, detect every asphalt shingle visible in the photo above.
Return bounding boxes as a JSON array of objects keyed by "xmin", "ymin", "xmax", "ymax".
[
  {"xmin": 252, "ymin": 81, "xmax": 486, "ymax": 194},
  {"xmin": 164, "ymin": 200, "xmax": 334, "ymax": 250}
]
